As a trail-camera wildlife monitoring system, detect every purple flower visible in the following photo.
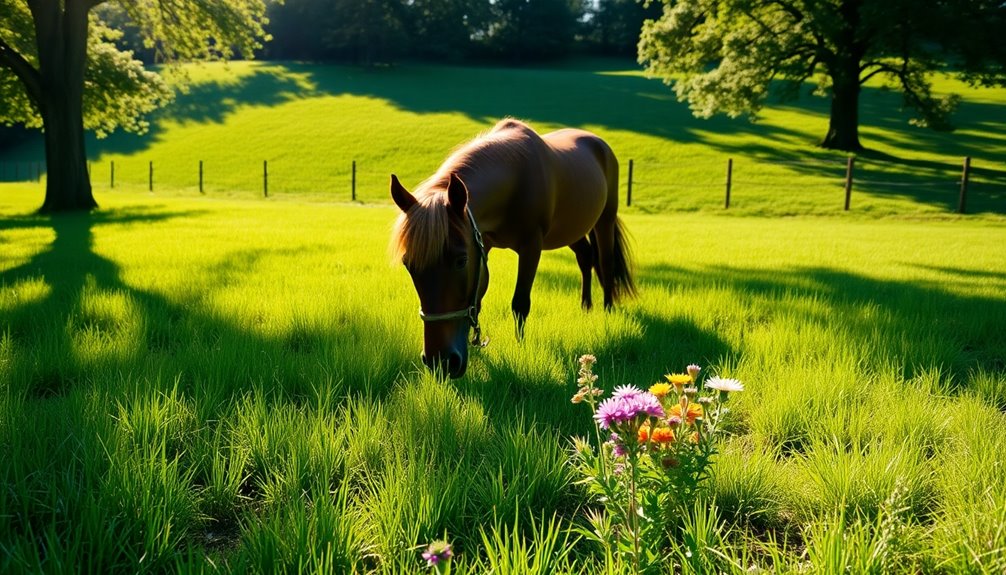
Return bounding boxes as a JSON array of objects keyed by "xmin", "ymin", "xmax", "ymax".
[
  {"xmin": 422, "ymin": 541, "xmax": 453, "ymax": 567},
  {"xmin": 631, "ymin": 393, "xmax": 666, "ymax": 419},
  {"xmin": 595, "ymin": 396, "xmax": 629, "ymax": 429},
  {"xmin": 594, "ymin": 392, "xmax": 666, "ymax": 429},
  {"xmin": 613, "ymin": 385, "xmax": 644, "ymax": 400}
]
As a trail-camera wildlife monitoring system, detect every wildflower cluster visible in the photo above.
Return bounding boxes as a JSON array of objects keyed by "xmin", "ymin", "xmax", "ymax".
[{"xmin": 570, "ymin": 355, "xmax": 743, "ymax": 573}]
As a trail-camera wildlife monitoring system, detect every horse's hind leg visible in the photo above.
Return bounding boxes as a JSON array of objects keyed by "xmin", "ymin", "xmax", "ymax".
[
  {"xmin": 592, "ymin": 217, "xmax": 617, "ymax": 310},
  {"xmin": 570, "ymin": 237, "xmax": 593, "ymax": 310}
]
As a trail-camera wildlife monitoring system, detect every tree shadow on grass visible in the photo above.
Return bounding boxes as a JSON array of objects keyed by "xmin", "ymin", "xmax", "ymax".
[
  {"xmin": 639, "ymin": 261, "xmax": 1006, "ymax": 384},
  {"xmin": 0, "ymin": 205, "xmax": 423, "ymax": 569},
  {"xmin": 1, "ymin": 206, "xmax": 411, "ymax": 401}
]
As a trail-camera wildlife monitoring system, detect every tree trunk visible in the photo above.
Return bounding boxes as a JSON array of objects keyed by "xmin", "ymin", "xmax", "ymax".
[
  {"xmin": 821, "ymin": 0, "xmax": 864, "ymax": 152},
  {"xmin": 35, "ymin": 0, "xmax": 97, "ymax": 213},
  {"xmin": 821, "ymin": 76, "xmax": 862, "ymax": 151}
]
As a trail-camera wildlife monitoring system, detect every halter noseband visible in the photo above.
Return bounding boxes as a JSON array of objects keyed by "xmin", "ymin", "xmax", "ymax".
[{"xmin": 418, "ymin": 205, "xmax": 488, "ymax": 347}]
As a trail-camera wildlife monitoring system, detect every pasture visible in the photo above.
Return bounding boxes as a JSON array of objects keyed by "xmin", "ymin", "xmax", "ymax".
[
  {"xmin": 2, "ymin": 60, "xmax": 1006, "ymax": 573},
  {"xmin": 3, "ymin": 60, "xmax": 1005, "ymax": 216},
  {"xmin": 2, "ymin": 184, "xmax": 1005, "ymax": 572}
]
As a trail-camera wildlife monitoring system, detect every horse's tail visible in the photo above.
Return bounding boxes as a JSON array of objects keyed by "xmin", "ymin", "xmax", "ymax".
[{"xmin": 610, "ymin": 217, "xmax": 637, "ymax": 302}]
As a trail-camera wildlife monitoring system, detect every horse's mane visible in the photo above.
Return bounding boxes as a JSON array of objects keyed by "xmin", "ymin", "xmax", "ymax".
[{"xmin": 390, "ymin": 119, "xmax": 534, "ymax": 269}]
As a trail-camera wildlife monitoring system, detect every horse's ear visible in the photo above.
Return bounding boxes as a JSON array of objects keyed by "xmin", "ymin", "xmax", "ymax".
[
  {"xmin": 446, "ymin": 173, "xmax": 468, "ymax": 217},
  {"xmin": 390, "ymin": 174, "xmax": 417, "ymax": 213}
]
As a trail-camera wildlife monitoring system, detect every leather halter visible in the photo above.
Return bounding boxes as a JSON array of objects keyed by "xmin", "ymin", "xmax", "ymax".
[{"xmin": 418, "ymin": 205, "xmax": 488, "ymax": 347}]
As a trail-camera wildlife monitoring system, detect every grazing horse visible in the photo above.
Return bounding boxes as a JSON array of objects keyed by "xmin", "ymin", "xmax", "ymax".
[{"xmin": 390, "ymin": 119, "xmax": 635, "ymax": 378}]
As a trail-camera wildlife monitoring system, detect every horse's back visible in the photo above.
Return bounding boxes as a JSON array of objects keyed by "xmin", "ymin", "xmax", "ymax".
[{"xmin": 539, "ymin": 128, "xmax": 617, "ymax": 250}]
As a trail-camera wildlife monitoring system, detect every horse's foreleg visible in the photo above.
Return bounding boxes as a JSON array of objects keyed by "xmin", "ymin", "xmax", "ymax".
[
  {"xmin": 512, "ymin": 246, "xmax": 542, "ymax": 341},
  {"xmin": 570, "ymin": 237, "xmax": 593, "ymax": 310}
]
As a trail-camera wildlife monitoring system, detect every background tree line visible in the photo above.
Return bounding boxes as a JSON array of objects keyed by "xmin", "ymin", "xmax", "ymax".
[{"xmin": 106, "ymin": 0, "xmax": 662, "ymax": 65}]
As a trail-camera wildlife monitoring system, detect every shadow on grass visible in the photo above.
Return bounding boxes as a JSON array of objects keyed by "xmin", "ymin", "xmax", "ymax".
[
  {"xmin": 0, "ymin": 204, "xmax": 414, "ymax": 404},
  {"xmin": 639, "ymin": 261, "xmax": 1006, "ymax": 383}
]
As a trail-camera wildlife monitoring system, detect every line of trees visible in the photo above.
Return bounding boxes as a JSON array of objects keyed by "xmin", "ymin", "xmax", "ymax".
[{"xmin": 108, "ymin": 0, "xmax": 663, "ymax": 65}]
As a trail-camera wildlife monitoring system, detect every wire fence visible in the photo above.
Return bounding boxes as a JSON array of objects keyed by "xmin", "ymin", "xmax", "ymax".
[{"xmin": 3, "ymin": 154, "xmax": 1004, "ymax": 215}]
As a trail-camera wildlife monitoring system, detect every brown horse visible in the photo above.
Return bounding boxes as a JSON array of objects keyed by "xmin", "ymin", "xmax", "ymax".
[{"xmin": 390, "ymin": 119, "xmax": 635, "ymax": 378}]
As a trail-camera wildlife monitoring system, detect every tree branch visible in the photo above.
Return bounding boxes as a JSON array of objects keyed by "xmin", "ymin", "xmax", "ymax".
[
  {"xmin": 859, "ymin": 61, "xmax": 900, "ymax": 85},
  {"xmin": 0, "ymin": 34, "xmax": 42, "ymax": 105}
]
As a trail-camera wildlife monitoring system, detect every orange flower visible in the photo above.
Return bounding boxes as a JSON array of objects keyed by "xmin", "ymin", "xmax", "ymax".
[
  {"xmin": 651, "ymin": 427, "xmax": 675, "ymax": 444},
  {"xmin": 638, "ymin": 424, "xmax": 650, "ymax": 443},
  {"xmin": 669, "ymin": 402, "xmax": 704, "ymax": 425}
]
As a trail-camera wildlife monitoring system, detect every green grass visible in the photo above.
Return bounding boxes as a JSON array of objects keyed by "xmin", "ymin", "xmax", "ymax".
[
  {"xmin": 3, "ymin": 60, "xmax": 1005, "ymax": 216},
  {"xmin": 2, "ymin": 180, "xmax": 1005, "ymax": 572}
]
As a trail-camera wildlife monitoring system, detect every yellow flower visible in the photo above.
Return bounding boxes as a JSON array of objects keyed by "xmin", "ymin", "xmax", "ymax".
[
  {"xmin": 649, "ymin": 382, "xmax": 672, "ymax": 398},
  {"xmin": 669, "ymin": 403, "xmax": 704, "ymax": 425},
  {"xmin": 665, "ymin": 373, "xmax": 692, "ymax": 385},
  {"xmin": 666, "ymin": 373, "xmax": 692, "ymax": 393}
]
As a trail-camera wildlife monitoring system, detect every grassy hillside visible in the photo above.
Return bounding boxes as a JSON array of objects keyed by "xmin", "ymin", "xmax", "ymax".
[
  {"xmin": 2, "ymin": 60, "xmax": 1004, "ymax": 216},
  {"xmin": 2, "ymin": 186, "xmax": 1005, "ymax": 572}
]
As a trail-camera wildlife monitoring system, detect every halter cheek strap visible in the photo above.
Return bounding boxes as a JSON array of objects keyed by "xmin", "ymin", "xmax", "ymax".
[{"xmin": 418, "ymin": 206, "xmax": 489, "ymax": 347}]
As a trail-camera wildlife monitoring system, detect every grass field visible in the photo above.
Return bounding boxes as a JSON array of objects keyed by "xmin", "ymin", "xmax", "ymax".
[
  {"xmin": 2, "ymin": 60, "xmax": 1006, "ymax": 572},
  {"xmin": 2, "ymin": 60, "xmax": 1005, "ymax": 217},
  {"xmin": 2, "ymin": 180, "xmax": 1005, "ymax": 572}
]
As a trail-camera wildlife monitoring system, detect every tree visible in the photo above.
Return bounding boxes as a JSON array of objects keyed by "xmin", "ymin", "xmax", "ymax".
[
  {"xmin": 481, "ymin": 0, "xmax": 588, "ymax": 62},
  {"xmin": 638, "ymin": 0, "xmax": 1006, "ymax": 151},
  {"xmin": 0, "ymin": 0, "xmax": 269, "ymax": 212},
  {"xmin": 586, "ymin": 0, "xmax": 662, "ymax": 57},
  {"xmin": 406, "ymin": 0, "xmax": 490, "ymax": 62}
]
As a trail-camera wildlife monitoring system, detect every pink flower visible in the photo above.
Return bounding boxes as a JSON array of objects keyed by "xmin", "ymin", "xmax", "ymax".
[{"xmin": 593, "ymin": 392, "xmax": 665, "ymax": 429}]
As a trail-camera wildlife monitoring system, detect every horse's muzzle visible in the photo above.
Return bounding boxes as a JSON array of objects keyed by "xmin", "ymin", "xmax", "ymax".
[{"xmin": 421, "ymin": 349, "xmax": 467, "ymax": 379}]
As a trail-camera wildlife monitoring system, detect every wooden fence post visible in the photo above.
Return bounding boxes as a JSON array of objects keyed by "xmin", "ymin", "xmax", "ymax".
[
  {"xmin": 844, "ymin": 156, "xmax": 855, "ymax": 211},
  {"xmin": 352, "ymin": 160, "xmax": 356, "ymax": 201},
  {"xmin": 148, "ymin": 160, "xmax": 153, "ymax": 192},
  {"xmin": 725, "ymin": 158, "xmax": 733, "ymax": 209},
  {"xmin": 199, "ymin": 160, "xmax": 204, "ymax": 194},
  {"xmin": 958, "ymin": 156, "xmax": 971, "ymax": 214},
  {"xmin": 626, "ymin": 159, "xmax": 633, "ymax": 207},
  {"xmin": 263, "ymin": 160, "xmax": 268, "ymax": 197}
]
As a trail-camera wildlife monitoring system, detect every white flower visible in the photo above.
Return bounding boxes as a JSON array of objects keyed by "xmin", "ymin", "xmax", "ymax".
[{"xmin": 704, "ymin": 377, "xmax": 744, "ymax": 393}]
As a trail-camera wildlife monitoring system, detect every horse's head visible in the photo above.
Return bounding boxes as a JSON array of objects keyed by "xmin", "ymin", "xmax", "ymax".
[{"xmin": 390, "ymin": 172, "xmax": 486, "ymax": 379}]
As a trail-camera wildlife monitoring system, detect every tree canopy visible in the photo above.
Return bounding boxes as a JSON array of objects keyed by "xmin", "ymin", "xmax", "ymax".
[{"xmin": 638, "ymin": 0, "xmax": 1006, "ymax": 150}]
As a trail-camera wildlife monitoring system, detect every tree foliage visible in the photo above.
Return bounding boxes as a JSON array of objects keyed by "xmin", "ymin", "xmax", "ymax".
[
  {"xmin": 638, "ymin": 0, "xmax": 1006, "ymax": 150},
  {"xmin": 264, "ymin": 0, "xmax": 641, "ymax": 65}
]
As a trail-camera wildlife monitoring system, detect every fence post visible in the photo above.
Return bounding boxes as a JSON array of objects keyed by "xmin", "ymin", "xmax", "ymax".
[
  {"xmin": 725, "ymin": 158, "xmax": 733, "ymax": 209},
  {"xmin": 263, "ymin": 160, "xmax": 268, "ymax": 197},
  {"xmin": 626, "ymin": 159, "xmax": 633, "ymax": 207},
  {"xmin": 148, "ymin": 160, "xmax": 153, "ymax": 192},
  {"xmin": 843, "ymin": 156, "xmax": 855, "ymax": 211},
  {"xmin": 110, "ymin": 161, "xmax": 114, "ymax": 189},
  {"xmin": 199, "ymin": 160, "xmax": 204, "ymax": 194},
  {"xmin": 352, "ymin": 160, "xmax": 356, "ymax": 201},
  {"xmin": 958, "ymin": 156, "xmax": 971, "ymax": 214}
]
